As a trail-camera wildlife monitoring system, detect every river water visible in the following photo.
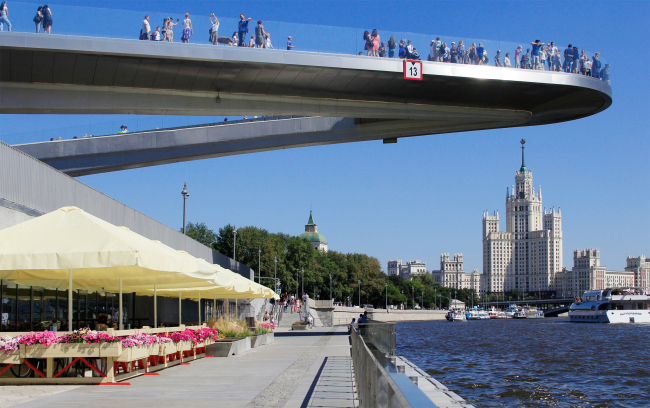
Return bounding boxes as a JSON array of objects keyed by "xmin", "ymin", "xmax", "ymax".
[{"xmin": 396, "ymin": 318, "xmax": 650, "ymax": 407}]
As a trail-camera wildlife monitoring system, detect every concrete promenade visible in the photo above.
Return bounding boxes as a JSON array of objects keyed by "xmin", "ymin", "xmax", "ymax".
[{"xmin": 0, "ymin": 327, "xmax": 357, "ymax": 408}]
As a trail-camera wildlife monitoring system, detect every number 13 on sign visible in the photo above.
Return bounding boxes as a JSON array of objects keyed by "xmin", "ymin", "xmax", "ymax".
[{"xmin": 404, "ymin": 60, "xmax": 423, "ymax": 80}]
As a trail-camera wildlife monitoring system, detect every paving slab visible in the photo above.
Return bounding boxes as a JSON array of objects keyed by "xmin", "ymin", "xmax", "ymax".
[{"xmin": 0, "ymin": 327, "xmax": 357, "ymax": 408}]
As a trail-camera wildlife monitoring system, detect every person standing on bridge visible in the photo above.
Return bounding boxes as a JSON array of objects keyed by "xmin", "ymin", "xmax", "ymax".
[
  {"xmin": 141, "ymin": 15, "xmax": 150, "ymax": 40},
  {"xmin": 370, "ymin": 29, "xmax": 380, "ymax": 57},
  {"xmin": 254, "ymin": 21, "xmax": 266, "ymax": 48},
  {"xmin": 287, "ymin": 36, "xmax": 294, "ymax": 50},
  {"xmin": 181, "ymin": 13, "xmax": 193, "ymax": 43},
  {"xmin": 0, "ymin": 1, "xmax": 13, "ymax": 32},
  {"xmin": 164, "ymin": 17, "xmax": 178, "ymax": 42},
  {"xmin": 33, "ymin": 6, "xmax": 43, "ymax": 33},
  {"xmin": 42, "ymin": 5, "xmax": 52, "ymax": 34},
  {"xmin": 209, "ymin": 14, "xmax": 219, "ymax": 45},
  {"xmin": 238, "ymin": 14, "xmax": 251, "ymax": 47},
  {"xmin": 265, "ymin": 33, "xmax": 273, "ymax": 49},
  {"xmin": 0, "ymin": 2, "xmax": 12, "ymax": 32},
  {"xmin": 388, "ymin": 36, "xmax": 396, "ymax": 58}
]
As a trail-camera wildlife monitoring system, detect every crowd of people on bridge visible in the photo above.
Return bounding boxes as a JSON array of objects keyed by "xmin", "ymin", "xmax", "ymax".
[
  {"xmin": 361, "ymin": 30, "xmax": 609, "ymax": 82},
  {"xmin": 0, "ymin": 3, "xmax": 609, "ymax": 84}
]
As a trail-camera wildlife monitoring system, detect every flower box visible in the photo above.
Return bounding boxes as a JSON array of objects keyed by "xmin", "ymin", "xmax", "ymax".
[
  {"xmin": 250, "ymin": 334, "xmax": 265, "ymax": 348},
  {"xmin": 205, "ymin": 337, "xmax": 250, "ymax": 357},
  {"xmin": 148, "ymin": 343, "xmax": 160, "ymax": 356},
  {"xmin": 158, "ymin": 342, "xmax": 175, "ymax": 356},
  {"xmin": 24, "ymin": 343, "xmax": 111, "ymax": 358},
  {"xmin": 176, "ymin": 341, "xmax": 194, "ymax": 352},
  {"xmin": 0, "ymin": 350, "xmax": 21, "ymax": 364},
  {"xmin": 115, "ymin": 345, "xmax": 150, "ymax": 362}
]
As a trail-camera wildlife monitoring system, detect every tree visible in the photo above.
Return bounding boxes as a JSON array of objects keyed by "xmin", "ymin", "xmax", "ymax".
[{"xmin": 183, "ymin": 222, "xmax": 217, "ymax": 247}]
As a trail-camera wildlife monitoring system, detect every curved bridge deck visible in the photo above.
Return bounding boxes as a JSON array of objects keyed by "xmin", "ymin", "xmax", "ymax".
[{"xmin": 1, "ymin": 33, "xmax": 612, "ymax": 174}]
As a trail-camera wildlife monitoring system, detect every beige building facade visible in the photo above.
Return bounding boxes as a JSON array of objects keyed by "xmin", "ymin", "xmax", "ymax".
[{"xmin": 482, "ymin": 140, "xmax": 562, "ymax": 297}]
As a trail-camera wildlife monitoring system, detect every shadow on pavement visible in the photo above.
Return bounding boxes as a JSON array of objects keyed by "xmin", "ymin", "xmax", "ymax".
[{"xmin": 275, "ymin": 331, "xmax": 348, "ymax": 337}]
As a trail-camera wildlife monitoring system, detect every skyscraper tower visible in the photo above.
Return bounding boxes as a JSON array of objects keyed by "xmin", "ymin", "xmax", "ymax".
[{"xmin": 482, "ymin": 140, "xmax": 563, "ymax": 297}]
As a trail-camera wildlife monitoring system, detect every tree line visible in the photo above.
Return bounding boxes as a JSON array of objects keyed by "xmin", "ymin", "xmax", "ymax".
[{"xmin": 183, "ymin": 222, "xmax": 521, "ymax": 309}]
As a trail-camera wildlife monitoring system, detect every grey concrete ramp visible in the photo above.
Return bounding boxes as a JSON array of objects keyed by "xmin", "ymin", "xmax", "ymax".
[{"xmin": 14, "ymin": 115, "xmax": 526, "ymax": 176}]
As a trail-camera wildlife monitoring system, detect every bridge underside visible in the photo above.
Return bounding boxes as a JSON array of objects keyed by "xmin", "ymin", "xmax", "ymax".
[
  {"xmin": 1, "ymin": 34, "xmax": 612, "ymax": 175},
  {"xmin": 15, "ymin": 116, "xmax": 533, "ymax": 176}
]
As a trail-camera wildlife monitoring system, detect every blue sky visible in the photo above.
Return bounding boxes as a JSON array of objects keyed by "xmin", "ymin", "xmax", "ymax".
[{"xmin": 1, "ymin": 1, "xmax": 648, "ymax": 274}]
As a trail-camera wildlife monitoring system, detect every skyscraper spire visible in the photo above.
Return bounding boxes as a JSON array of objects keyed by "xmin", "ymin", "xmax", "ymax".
[{"xmin": 520, "ymin": 139, "xmax": 527, "ymax": 173}]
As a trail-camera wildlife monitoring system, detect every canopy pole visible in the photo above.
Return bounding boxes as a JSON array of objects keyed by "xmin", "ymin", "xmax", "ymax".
[
  {"xmin": 198, "ymin": 293, "xmax": 201, "ymax": 325},
  {"xmin": 214, "ymin": 296, "xmax": 217, "ymax": 320},
  {"xmin": 153, "ymin": 285, "xmax": 157, "ymax": 328},
  {"xmin": 179, "ymin": 292, "xmax": 182, "ymax": 325},
  {"xmin": 67, "ymin": 269, "xmax": 73, "ymax": 332},
  {"xmin": 235, "ymin": 298, "xmax": 238, "ymax": 320},
  {"xmin": 119, "ymin": 278, "xmax": 123, "ymax": 330}
]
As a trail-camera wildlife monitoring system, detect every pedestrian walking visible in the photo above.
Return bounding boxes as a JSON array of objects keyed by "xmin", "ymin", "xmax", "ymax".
[
  {"xmin": 0, "ymin": 2, "xmax": 12, "ymax": 32},
  {"xmin": 140, "ymin": 15, "xmax": 150, "ymax": 40},
  {"xmin": 33, "ymin": 6, "xmax": 43, "ymax": 33},
  {"xmin": 237, "ymin": 14, "xmax": 251, "ymax": 47},
  {"xmin": 287, "ymin": 36, "xmax": 294, "ymax": 50},
  {"xmin": 209, "ymin": 13, "xmax": 219, "ymax": 45},
  {"xmin": 181, "ymin": 13, "xmax": 193, "ymax": 43}
]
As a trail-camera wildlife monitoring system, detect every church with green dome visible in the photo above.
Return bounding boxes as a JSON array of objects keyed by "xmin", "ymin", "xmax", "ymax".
[{"xmin": 299, "ymin": 211, "xmax": 328, "ymax": 252}]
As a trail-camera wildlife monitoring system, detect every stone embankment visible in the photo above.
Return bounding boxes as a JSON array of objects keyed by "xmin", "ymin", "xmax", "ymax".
[{"xmin": 333, "ymin": 306, "xmax": 447, "ymax": 325}]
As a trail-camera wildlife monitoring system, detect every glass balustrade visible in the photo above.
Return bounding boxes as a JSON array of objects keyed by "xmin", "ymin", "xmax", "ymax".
[{"xmin": 1, "ymin": 1, "xmax": 611, "ymax": 145}]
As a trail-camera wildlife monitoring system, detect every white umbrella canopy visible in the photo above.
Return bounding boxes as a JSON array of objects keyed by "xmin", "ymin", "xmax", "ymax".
[{"xmin": 0, "ymin": 207, "xmax": 203, "ymax": 282}]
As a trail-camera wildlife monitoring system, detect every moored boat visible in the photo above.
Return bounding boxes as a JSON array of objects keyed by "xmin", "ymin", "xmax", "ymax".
[
  {"xmin": 447, "ymin": 309, "xmax": 467, "ymax": 322},
  {"xmin": 526, "ymin": 307, "xmax": 544, "ymax": 318},
  {"xmin": 569, "ymin": 287, "xmax": 650, "ymax": 323},
  {"xmin": 505, "ymin": 305, "xmax": 518, "ymax": 318}
]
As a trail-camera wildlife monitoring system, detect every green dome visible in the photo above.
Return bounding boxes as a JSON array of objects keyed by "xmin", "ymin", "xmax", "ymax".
[{"xmin": 300, "ymin": 232, "xmax": 328, "ymax": 244}]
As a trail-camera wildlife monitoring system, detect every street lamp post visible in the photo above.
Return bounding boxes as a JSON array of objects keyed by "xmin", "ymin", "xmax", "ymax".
[
  {"xmin": 385, "ymin": 283, "xmax": 388, "ymax": 310},
  {"xmin": 301, "ymin": 268, "xmax": 304, "ymax": 298},
  {"xmin": 358, "ymin": 280, "xmax": 361, "ymax": 307},
  {"xmin": 421, "ymin": 290, "xmax": 424, "ymax": 309},
  {"xmin": 329, "ymin": 274, "xmax": 332, "ymax": 302},
  {"xmin": 181, "ymin": 183, "xmax": 189, "ymax": 234},
  {"xmin": 411, "ymin": 286, "xmax": 414, "ymax": 309},
  {"xmin": 434, "ymin": 288, "xmax": 437, "ymax": 309},
  {"xmin": 232, "ymin": 226, "xmax": 237, "ymax": 261},
  {"xmin": 295, "ymin": 269, "xmax": 299, "ymax": 298},
  {"xmin": 274, "ymin": 257, "xmax": 277, "ymax": 290},
  {"xmin": 258, "ymin": 247, "xmax": 262, "ymax": 284}
]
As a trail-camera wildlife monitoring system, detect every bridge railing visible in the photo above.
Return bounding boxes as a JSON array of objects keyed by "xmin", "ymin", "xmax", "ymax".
[{"xmin": 5, "ymin": 2, "xmax": 611, "ymax": 79}]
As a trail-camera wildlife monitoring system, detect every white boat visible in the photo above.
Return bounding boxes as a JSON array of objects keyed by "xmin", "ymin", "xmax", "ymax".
[
  {"xmin": 505, "ymin": 305, "xmax": 518, "ymax": 318},
  {"xmin": 569, "ymin": 288, "xmax": 650, "ymax": 324},
  {"xmin": 488, "ymin": 307, "xmax": 508, "ymax": 319},
  {"xmin": 447, "ymin": 310, "xmax": 467, "ymax": 322},
  {"xmin": 513, "ymin": 308, "xmax": 527, "ymax": 319},
  {"xmin": 467, "ymin": 309, "xmax": 490, "ymax": 320},
  {"xmin": 526, "ymin": 307, "xmax": 544, "ymax": 319}
]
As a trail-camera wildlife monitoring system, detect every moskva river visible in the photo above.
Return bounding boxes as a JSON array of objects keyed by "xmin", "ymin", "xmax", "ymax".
[{"xmin": 397, "ymin": 318, "xmax": 650, "ymax": 407}]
